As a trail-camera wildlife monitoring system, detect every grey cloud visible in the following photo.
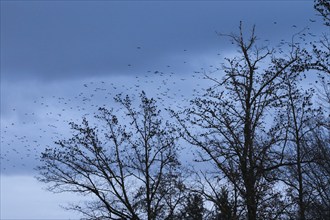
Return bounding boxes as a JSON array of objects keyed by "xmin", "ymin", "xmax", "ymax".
[{"xmin": 1, "ymin": 1, "xmax": 321, "ymax": 82}]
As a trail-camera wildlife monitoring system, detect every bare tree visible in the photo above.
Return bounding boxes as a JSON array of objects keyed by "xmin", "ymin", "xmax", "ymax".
[
  {"xmin": 314, "ymin": 0, "xmax": 330, "ymax": 27},
  {"xmin": 308, "ymin": 33, "xmax": 330, "ymax": 76},
  {"xmin": 37, "ymin": 92, "xmax": 186, "ymax": 220},
  {"xmin": 308, "ymin": 0, "xmax": 330, "ymax": 75},
  {"xmin": 303, "ymin": 126, "xmax": 330, "ymax": 219},
  {"xmin": 172, "ymin": 23, "xmax": 307, "ymax": 220},
  {"xmin": 274, "ymin": 76, "xmax": 324, "ymax": 220},
  {"xmin": 299, "ymin": 2, "xmax": 330, "ymax": 217}
]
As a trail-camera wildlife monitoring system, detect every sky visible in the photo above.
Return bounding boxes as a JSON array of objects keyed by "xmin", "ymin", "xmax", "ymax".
[{"xmin": 0, "ymin": 0, "xmax": 327, "ymax": 219}]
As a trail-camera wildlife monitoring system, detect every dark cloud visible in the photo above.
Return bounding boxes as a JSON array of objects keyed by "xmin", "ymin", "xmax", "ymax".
[{"xmin": 1, "ymin": 1, "xmax": 321, "ymax": 82}]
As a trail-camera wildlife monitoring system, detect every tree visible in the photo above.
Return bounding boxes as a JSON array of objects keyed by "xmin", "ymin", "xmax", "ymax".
[
  {"xmin": 309, "ymin": 0, "xmax": 330, "ymax": 75},
  {"xmin": 180, "ymin": 193, "xmax": 204, "ymax": 220},
  {"xmin": 172, "ymin": 23, "xmax": 307, "ymax": 220},
  {"xmin": 274, "ymin": 77, "xmax": 322, "ymax": 220},
  {"xmin": 37, "ymin": 92, "xmax": 186, "ymax": 220},
  {"xmin": 304, "ymin": 126, "xmax": 330, "ymax": 219},
  {"xmin": 190, "ymin": 172, "xmax": 240, "ymax": 220},
  {"xmin": 298, "ymin": 1, "xmax": 330, "ymax": 217},
  {"xmin": 212, "ymin": 187, "xmax": 238, "ymax": 220},
  {"xmin": 314, "ymin": 0, "xmax": 330, "ymax": 27}
]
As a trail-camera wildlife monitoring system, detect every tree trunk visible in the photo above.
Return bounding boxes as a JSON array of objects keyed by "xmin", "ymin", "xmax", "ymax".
[{"xmin": 246, "ymin": 170, "xmax": 257, "ymax": 220}]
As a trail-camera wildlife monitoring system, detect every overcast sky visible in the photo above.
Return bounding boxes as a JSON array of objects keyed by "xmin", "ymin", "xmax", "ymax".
[{"xmin": 0, "ymin": 1, "xmax": 326, "ymax": 219}]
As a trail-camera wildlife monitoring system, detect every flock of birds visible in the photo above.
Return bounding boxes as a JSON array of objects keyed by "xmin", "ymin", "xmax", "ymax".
[
  {"xmin": 0, "ymin": 19, "xmax": 322, "ymax": 174},
  {"xmin": 0, "ymin": 47, "xmax": 215, "ymax": 174}
]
